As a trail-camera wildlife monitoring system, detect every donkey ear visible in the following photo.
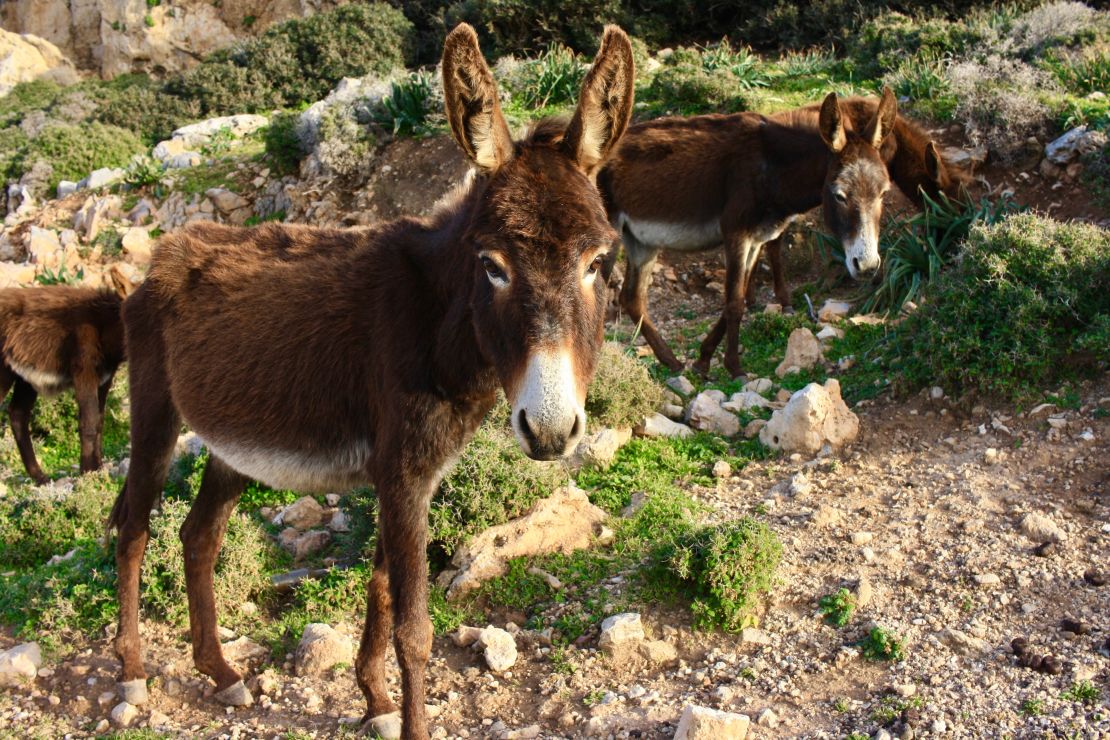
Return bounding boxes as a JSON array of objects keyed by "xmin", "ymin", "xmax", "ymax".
[
  {"xmin": 562, "ymin": 25, "xmax": 635, "ymax": 174},
  {"xmin": 108, "ymin": 264, "xmax": 135, "ymax": 300},
  {"xmin": 924, "ymin": 141, "xmax": 945, "ymax": 183},
  {"xmin": 818, "ymin": 92, "xmax": 846, "ymax": 153},
  {"xmin": 441, "ymin": 23, "xmax": 514, "ymax": 172},
  {"xmin": 866, "ymin": 86, "xmax": 898, "ymax": 149}
]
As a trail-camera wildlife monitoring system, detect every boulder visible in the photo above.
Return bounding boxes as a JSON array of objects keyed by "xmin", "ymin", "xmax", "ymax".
[
  {"xmin": 83, "ymin": 167, "xmax": 124, "ymax": 190},
  {"xmin": 760, "ymin": 380, "xmax": 859, "ymax": 455},
  {"xmin": 569, "ymin": 427, "xmax": 631, "ymax": 471},
  {"xmin": 110, "ymin": 701, "xmax": 138, "ymax": 728},
  {"xmin": 722, "ymin": 391, "xmax": 769, "ymax": 412},
  {"xmin": 26, "ymin": 226, "xmax": 61, "ymax": 267},
  {"xmin": 665, "ymin": 375, "xmax": 695, "ymax": 397},
  {"xmin": 285, "ymin": 529, "xmax": 331, "ymax": 561},
  {"xmin": 478, "ymin": 626, "xmax": 517, "ymax": 672},
  {"xmin": 166, "ymin": 152, "xmax": 202, "ymax": 169},
  {"xmin": 0, "ymin": 29, "xmax": 75, "ymax": 97},
  {"xmin": 673, "ymin": 705, "xmax": 751, "ymax": 740},
  {"xmin": 685, "ymin": 392, "xmax": 740, "ymax": 436},
  {"xmin": 172, "ymin": 115, "xmax": 268, "ymax": 149},
  {"xmin": 0, "ymin": 642, "xmax": 41, "ymax": 687},
  {"xmin": 445, "ymin": 486, "xmax": 607, "ymax": 597},
  {"xmin": 637, "ymin": 412, "xmax": 693, "ymax": 439},
  {"xmin": 152, "ymin": 138, "xmax": 190, "ymax": 162},
  {"xmin": 743, "ymin": 377, "xmax": 773, "ymax": 394},
  {"xmin": 1045, "ymin": 126, "xmax": 1108, "ymax": 165},
  {"xmin": 817, "ymin": 300, "xmax": 852, "ymax": 322},
  {"xmin": 120, "ymin": 227, "xmax": 152, "ymax": 265},
  {"xmin": 206, "ymin": 187, "xmax": 249, "ymax": 214},
  {"xmin": 598, "ymin": 613, "xmax": 645, "ymax": 652},
  {"xmin": 775, "ymin": 328, "xmax": 823, "ymax": 377},
  {"xmin": 277, "ymin": 496, "xmax": 324, "ymax": 530},
  {"xmin": 295, "ymin": 623, "xmax": 354, "ymax": 677}
]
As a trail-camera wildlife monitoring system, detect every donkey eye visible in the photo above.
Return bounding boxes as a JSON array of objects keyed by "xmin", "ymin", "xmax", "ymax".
[
  {"xmin": 480, "ymin": 256, "xmax": 507, "ymax": 284},
  {"xmin": 586, "ymin": 256, "xmax": 604, "ymax": 276},
  {"xmin": 834, "ymin": 191, "xmax": 848, "ymax": 204}
]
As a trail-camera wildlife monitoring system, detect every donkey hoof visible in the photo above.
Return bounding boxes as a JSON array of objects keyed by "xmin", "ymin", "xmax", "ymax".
[
  {"xmin": 214, "ymin": 680, "xmax": 254, "ymax": 707},
  {"xmin": 117, "ymin": 679, "xmax": 149, "ymax": 705}
]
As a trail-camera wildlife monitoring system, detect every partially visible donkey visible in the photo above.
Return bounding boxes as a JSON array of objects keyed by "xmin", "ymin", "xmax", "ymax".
[
  {"xmin": 108, "ymin": 23, "xmax": 635, "ymax": 740},
  {"xmin": 0, "ymin": 267, "xmax": 132, "ymax": 484}
]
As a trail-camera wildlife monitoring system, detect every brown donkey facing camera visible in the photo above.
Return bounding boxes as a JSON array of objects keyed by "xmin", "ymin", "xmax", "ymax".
[
  {"xmin": 107, "ymin": 23, "xmax": 634, "ymax": 740},
  {"xmin": 0, "ymin": 266, "xmax": 133, "ymax": 484}
]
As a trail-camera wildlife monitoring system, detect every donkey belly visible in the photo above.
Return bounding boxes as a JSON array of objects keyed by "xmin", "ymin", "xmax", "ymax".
[
  {"xmin": 197, "ymin": 433, "xmax": 373, "ymax": 493},
  {"xmin": 617, "ymin": 213, "xmax": 723, "ymax": 253}
]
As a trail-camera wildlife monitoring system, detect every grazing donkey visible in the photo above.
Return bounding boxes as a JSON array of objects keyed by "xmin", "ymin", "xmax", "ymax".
[
  {"xmin": 0, "ymin": 268, "xmax": 132, "ymax": 484},
  {"xmin": 107, "ymin": 23, "xmax": 634, "ymax": 740},
  {"xmin": 600, "ymin": 88, "xmax": 966, "ymax": 376}
]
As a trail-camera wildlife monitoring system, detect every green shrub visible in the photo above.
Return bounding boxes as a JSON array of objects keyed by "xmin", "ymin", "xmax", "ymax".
[
  {"xmin": 1042, "ymin": 47, "xmax": 1110, "ymax": 95},
  {"xmin": 24, "ymin": 122, "xmax": 144, "ymax": 192},
  {"xmin": 883, "ymin": 54, "xmax": 957, "ymax": 121},
  {"xmin": 858, "ymin": 626, "xmax": 905, "ymax": 661},
  {"xmin": 140, "ymin": 495, "xmax": 275, "ymax": 626},
  {"xmin": 80, "ymin": 74, "xmax": 198, "ymax": 145},
  {"xmin": 372, "ymin": 71, "xmax": 438, "ymax": 136},
  {"xmin": 170, "ymin": 3, "xmax": 412, "ymax": 115},
  {"xmin": 0, "ymin": 471, "xmax": 117, "ymax": 569},
  {"xmin": 585, "ymin": 342, "xmax": 663, "ymax": 429},
  {"xmin": 891, "ymin": 214, "xmax": 1110, "ymax": 401},
  {"xmin": 0, "ymin": 126, "xmax": 29, "ymax": 182},
  {"xmin": 0, "ymin": 79, "xmax": 63, "ymax": 128},
  {"xmin": 818, "ymin": 587, "xmax": 856, "ymax": 627},
  {"xmin": 652, "ymin": 517, "xmax": 782, "ymax": 631},
  {"xmin": 448, "ymin": 0, "xmax": 623, "ymax": 56},
  {"xmin": 0, "ymin": 540, "xmax": 118, "ymax": 648},
  {"xmin": 643, "ymin": 45, "xmax": 759, "ymax": 114},
  {"xmin": 512, "ymin": 45, "xmax": 586, "ymax": 110},
  {"xmin": 430, "ymin": 413, "xmax": 567, "ymax": 557},
  {"xmin": 850, "ymin": 11, "xmax": 985, "ymax": 77}
]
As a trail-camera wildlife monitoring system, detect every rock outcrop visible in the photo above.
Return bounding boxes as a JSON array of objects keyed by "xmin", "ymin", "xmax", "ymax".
[{"xmin": 759, "ymin": 379, "xmax": 859, "ymax": 454}]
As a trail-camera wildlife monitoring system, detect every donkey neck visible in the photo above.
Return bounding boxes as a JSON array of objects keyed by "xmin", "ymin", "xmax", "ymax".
[{"xmin": 759, "ymin": 118, "xmax": 831, "ymax": 217}]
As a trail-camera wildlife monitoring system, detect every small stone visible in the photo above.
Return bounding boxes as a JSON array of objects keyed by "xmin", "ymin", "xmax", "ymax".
[
  {"xmin": 278, "ymin": 496, "xmax": 324, "ymax": 529},
  {"xmin": 775, "ymin": 328, "xmax": 823, "ymax": 377},
  {"xmin": 478, "ymin": 626, "xmax": 517, "ymax": 672},
  {"xmin": 666, "ymin": 376, "xmax": 696, "ymax": 397},
  {"xmin": 1020, "ymin": 513, "xmax": 1067, "ymax": 543},
  {"xmin": 638, "ymin": 412, "xmax": 693, "ymax": 439},
  {"xmin": 673, "ymin": 705, "xmax": 751, "ymax": 739},
  {"xmin": 929, "ymin": 386, "xmax": 944, "ymax": 400},
  {"xmin": 788, "ymin": 472, "xmax": 811, "ymax": 496},
  {"xmin": 686, "ymin": 392, "xmax": 740, "ymax": 436},
  {"xmin": 817, "ymin": 300, "xmax": 852, "ymax": 322},
  {"xmin": 148, "ymin": 710, "xmax": 170, "ymax": 727},
  {"xmin": 368, "ymin": 711, "xmax": 402, "ymax": 740},
  {"xmin": 1060, "ymin": 617, "xmax": 1090, "ymax": 635},
  {"xmin": 740, "ymin": 628, "xmax": 771, "ymax": 646},
  {"xmin": 638, "ymin": 640, "xmax": 678, "ymax": 665},
  {"xmin": 0, "ymin": 642, "xmax": 41, "ymax": 687},
  {"xmin": 1083, "ymin": 568, "xmax": 1106, "ymax": 587},
  {"xmin": 110, "ymin": 701, "xmax": 139, "ymax": 728},
  {"xmin": 974, "ymin": 573, "xmax": 1001, "ymax": 587},
  {"xmin": 756, "ymin": 708, "xmax": 778, "ymax": 728},
  {"xmin": 850, "ymin": 531, "xmax": 873, "ymax": 546},
  {"xmin": 599, "ymin": 613, "xmax": 645, "ymax": 651},
  {"xmin": 295, "ymin": 623, "xmax": 354, "ymax": 677},
  {"xmin": 712, "ymin": 460, "xmax": 732, "ymax": 479}
]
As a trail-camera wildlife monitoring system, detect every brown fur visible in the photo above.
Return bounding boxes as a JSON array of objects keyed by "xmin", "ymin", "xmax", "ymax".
[
  {"xmin": 106, "ymin": 24, "xmax": 634, "ymax": 740},
  {"xmin": 0, "ymin": 278, "xmax": 130, "ymax": 484},
  {"xmin": 599, "ymin": 90, "xmax": 968, "ymax": 376}
]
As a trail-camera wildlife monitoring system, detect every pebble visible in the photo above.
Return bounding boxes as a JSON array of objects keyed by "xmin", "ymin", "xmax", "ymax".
[{"xmin": 850, "ymin": 531, "xmax": 873, "ymax": 546}]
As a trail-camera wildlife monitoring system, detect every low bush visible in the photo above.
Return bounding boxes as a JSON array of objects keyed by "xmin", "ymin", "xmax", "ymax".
[
  {"xmin": 448, "ymin": 0, "xmax": 623, "ymax": 56},
  {"xmin": 0, "ymin": 471, "xmax": 116, "ymax": 569},
  {"xmin": 508, "ymin": 45, "xmax": 587, "ymax": 110},
  {"xmin": 585, "ymin": 342, "xmax": 663, "ymax": 429},
  {"xmin": 23, "ymin": 122, "xmax": 144, "ymax": 192},
  {"xmin": 850, "ymin": 11, "xmax": 986, "ymax": 77},
  {"xmin": 642, "ymin": 44, "xmax": 761, "ymax": 114},
  {"xmin": 142, "ymin": 471, "xmax": 276, "ymax": 626},
  {"xmin": 652, "ymin": 517, "xmax": 782, "ymax": 632},
  {"xmin": 262, "ymin": 112, "xmax": 305, "ymax": 175},
  {"xmin": 890, "ymin": 214, "xmax": 1110, "ymax": 401},
  {"xmin": 858, "ymin": 626, "xmax": 906, "ymax": 661},
  {"xmin": 1005, "ymin": 1, "xmax": 1106, "ymax": 59},
  {"xmin": 372, "ymin": 70, "xmax": 439, "ymax": 136},
  {"xmin": 0, "ymin": 540, "xmax": 118, "ymax": 648},
  {"xmin": 84, "ymin": 74, "xmax": 199, "ymax": 144},
  {"xmin": 818, "ymin": 587, "xmax": 856, "ymax": 627},
  {"xmin": 431, "ymin": 412, "xmax": 567, "ymax": 558}
]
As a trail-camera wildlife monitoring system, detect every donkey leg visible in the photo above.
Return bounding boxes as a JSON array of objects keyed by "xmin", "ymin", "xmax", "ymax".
[
  {"xmin": 94, "ymin": 378, "xmax": 111, "ymax": 464},
  {"xmin": 9, "ymin": 379, "xmax": 45, "ymax": 484},
  {"xmin": 764, "ymin": 238, "xmax": 791, "ymax": 308},
  {"xmin": 720, "ymin": 241, "xmax": 764, "ymax": 378},
  {"xmin": 112, "ymin": 306, "xmax": 181, "ymax": 704},
  {"xmin": 356, "ymin": 538, "xmax": 397, "ymax": 719},
  {"xmin": 692, "ymin": 315, "xmax": 727, "ymax": 377},
  {"xmin": 74, "ymin": 368, "xmax": 103, "ymax": 474},
  {"xmin": 378, "ymin": 479, "xmax": 434, "ymax": 739},
  {"xmin": 620, "ymin": 237, "xmax": 683, "ymax": 372},
  {"xmin": 180, "ymin": 454, "xmax": 251, "ymax": 705}
]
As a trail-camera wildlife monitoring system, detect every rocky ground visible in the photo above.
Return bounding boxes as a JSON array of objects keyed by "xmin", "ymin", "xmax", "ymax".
[
  {"xmin": 0, "ymin": 375, "xmax": 1106, "ymax": 739},
  {"xmin": 0, "ymin": 88, "xmax": 1107, "ymax": 740}
]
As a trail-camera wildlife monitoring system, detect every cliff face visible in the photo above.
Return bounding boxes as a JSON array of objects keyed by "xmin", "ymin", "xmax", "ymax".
[{"xmin": 0, "ymin": 0, "xmax": 344, "ymax": 79}]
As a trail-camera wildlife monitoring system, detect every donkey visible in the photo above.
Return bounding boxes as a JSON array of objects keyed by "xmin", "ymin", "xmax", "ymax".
[
  {"xmin": 599, "ymin": 88, "xmax": 965, "ymax": 377},
  {"xmin": 0, "ymin": 267, "xmax": 132, "ymax": 484},
  {"xmin": 107, "ymin": 23, "xmax": 633, "ymax": 740}
]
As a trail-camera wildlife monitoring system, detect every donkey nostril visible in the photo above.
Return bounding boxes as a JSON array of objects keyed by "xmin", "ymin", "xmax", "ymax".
[
  {"xmin": 852, "ymin": 257, "xmax": 861, "ymax": 272},
  {"xmin": 518, "ymin": 408, "xmax": 538, "ymax": 443},
  {"xmin": 570, "ymin": 414, "xmax": 582, "ymax": 440}
]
